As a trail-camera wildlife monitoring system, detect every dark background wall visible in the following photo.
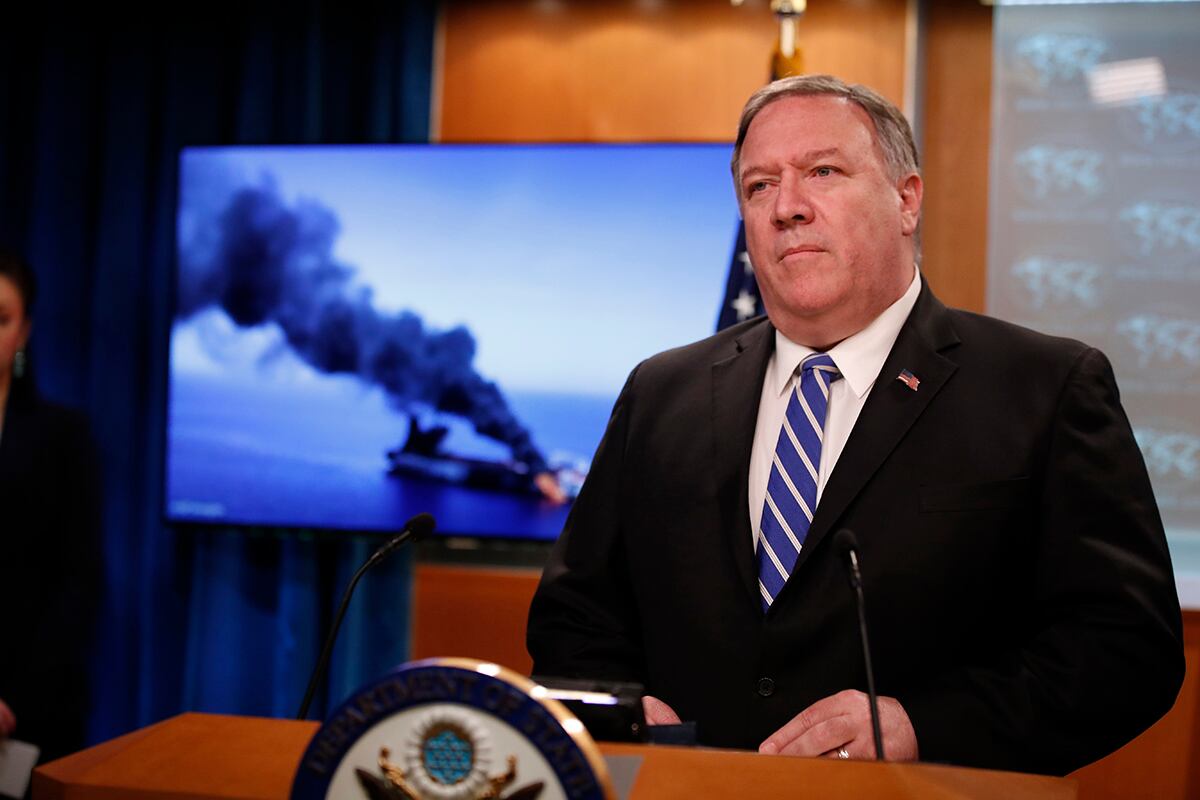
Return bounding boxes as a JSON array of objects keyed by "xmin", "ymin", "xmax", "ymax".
[{"xmin": 0, "ymin": 0, "xmax": 435, "ymax": 743}]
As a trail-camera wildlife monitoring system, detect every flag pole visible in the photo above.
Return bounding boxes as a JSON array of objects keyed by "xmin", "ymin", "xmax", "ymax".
[
  {"xmin": 770, "ymin": 0, "xmax": 807, "ymax": 81},
  {"xmin": 716, "ymin": 1, "xmax": 809, "ymax": 331}
]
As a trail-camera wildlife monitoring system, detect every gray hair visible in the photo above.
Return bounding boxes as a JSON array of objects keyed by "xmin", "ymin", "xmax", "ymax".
[{"xmin": 730, "ymin": 74, "xmax": 920, "ymax": 187}]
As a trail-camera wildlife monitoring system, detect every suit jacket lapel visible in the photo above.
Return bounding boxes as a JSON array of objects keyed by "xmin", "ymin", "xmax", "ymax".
[
  {"xmin": 711, "ymin": 319, "xmax": 775, "ymax": 610},
  {"xmin": 786, "ymin": 283, "xmax": 962, "ymax": 579}
]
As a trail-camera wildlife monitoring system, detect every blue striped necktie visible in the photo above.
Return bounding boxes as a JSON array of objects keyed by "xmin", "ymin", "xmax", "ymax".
[{"xmin": 757, "ymin": 352, "xmax": 841, "ymax": 611}]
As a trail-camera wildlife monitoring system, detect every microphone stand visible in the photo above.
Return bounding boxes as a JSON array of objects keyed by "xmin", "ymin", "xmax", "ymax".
[
  {"xmin": 296, "ymin": 513, "xmax": 435, "ymax": 720},
  {"xmin": 845, "ymin": 546, "xmax": 885, "ymax": 760}
]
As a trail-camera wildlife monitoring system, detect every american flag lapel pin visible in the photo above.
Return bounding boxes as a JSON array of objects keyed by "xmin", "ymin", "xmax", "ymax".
[{"xmin": 897, "ymin": 369, "xmax": 920, "ymax": 391}]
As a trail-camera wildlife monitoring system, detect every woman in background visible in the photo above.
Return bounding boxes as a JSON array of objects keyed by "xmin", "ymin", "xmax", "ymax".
[{"xmin": 0, "ymin": 249, "xmax": 101, "ymax": 771}]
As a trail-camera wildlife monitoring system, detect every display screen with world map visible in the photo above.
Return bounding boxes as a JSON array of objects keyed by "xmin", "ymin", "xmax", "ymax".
[{"xmin": 987, "ymin": 2, "xmax": 1200, "ymax": 599}]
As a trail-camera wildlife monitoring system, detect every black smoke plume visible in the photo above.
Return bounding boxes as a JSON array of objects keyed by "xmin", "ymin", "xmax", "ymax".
[{"xmin": 177, "ymin": 180, "xmax": 549, "ymax": 474}]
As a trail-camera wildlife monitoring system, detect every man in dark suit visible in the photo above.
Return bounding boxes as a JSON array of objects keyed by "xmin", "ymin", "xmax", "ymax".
[{"xmin": 526, "ymin": 75, "xmax": 1183, "ymax": 774}]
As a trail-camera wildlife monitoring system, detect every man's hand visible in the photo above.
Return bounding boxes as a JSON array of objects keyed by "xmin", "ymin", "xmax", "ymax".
[
  {"xmin": 641, "ymin": 695, "xmax": 682, "ymax": 725},
  {"xmin": 0, "ymin": 698, "xmax": 15, "ymax": 738},
  {"xmin": 759, "ymin": 690, "xmax": 918, "ymax": 760}
]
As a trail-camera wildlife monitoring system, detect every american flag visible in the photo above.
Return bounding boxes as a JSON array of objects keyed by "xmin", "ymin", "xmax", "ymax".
[
  {"xmin": 896, "ymin": 369, "xmax": 920, "ymax": 391},
  {"xmin": 715, "ymin": 224, "xmax": 765, "ymax": 331}
]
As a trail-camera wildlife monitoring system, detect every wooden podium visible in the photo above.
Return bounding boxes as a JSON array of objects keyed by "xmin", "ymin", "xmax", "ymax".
[{"xmin": 33, "ymin": 713, "xmax": 1076, "ymax": 800}]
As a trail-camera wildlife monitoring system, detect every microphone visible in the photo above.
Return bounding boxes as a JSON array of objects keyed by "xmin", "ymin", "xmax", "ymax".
[
  {"xmin": 296, "ymin": 512, "xmax": 436, "ymax": 720},
  {"xmin": 832, "ymin": 528, "xmax": 885, "ymax": 760}
]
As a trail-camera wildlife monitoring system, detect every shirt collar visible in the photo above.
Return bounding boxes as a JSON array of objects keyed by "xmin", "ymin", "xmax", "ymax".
[{"xmin": 770, "ymin": 268, "xmax": 923, "ymax": 398}]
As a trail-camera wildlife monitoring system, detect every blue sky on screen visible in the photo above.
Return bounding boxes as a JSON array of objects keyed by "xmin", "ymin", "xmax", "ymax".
[{"xmin": 178, "ymin": 144, "xmax": 739, "ymax": 396}]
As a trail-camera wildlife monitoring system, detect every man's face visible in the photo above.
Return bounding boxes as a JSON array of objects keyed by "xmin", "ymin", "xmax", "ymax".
[{"xmin": 736, "ymin": 94, "xmax": 922, "ymax": 348}]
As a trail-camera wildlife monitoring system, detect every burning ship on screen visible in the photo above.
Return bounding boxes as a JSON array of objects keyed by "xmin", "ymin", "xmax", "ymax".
[
  {"xmin": 387, "ymin": 417, "xmax": 585, "ymax": 501},
  {"xmin": 179, "ymin": 178, "xmax": 584, "ymax": 501}
]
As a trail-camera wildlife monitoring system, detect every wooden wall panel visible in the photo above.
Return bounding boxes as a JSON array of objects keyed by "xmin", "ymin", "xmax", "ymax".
[
  {"xmin": 411, "ymin": 564, "xmax": 540, "ymax": 675},
  {"xmin": 438, "ymin": 0, "xmax": 908, "ymax": 142},
  {"xmin": 1070, "ymin": 611, "xmax": 1200, "ymax": 800},
  {"xmin": 919, "ymin": 0, "xmax": 992, "ymax": 314}
]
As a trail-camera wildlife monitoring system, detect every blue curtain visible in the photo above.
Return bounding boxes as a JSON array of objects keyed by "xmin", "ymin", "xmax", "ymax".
[{"xmin": 0, "ymin": 1, "xmax": 436, "ymax": 744}]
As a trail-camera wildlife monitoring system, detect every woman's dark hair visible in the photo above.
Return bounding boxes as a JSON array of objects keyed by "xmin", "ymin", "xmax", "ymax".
[{"xmin": 0, "ymin": 248, "xmax": 37, "ymax": 316}]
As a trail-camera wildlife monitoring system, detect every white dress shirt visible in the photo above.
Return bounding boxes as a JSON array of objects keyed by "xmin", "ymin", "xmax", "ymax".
[{"xmin": 748, "ymin": 270, "xmax": 922, "ymax": 548}]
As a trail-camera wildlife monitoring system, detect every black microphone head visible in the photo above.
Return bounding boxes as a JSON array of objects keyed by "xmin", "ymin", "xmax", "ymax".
[
  {"xmin": 405, "ymin": 512, "xmax": 437, "ymax": 542},
  {"xmin": 832, "ymin": 528, "xmax": 859, "ymax": 557}
]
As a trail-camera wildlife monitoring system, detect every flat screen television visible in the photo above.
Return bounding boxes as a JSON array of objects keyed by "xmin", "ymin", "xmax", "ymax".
[{"xmin": 166, "ymin": 143, "xmax": 739, "ymax": 539}]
